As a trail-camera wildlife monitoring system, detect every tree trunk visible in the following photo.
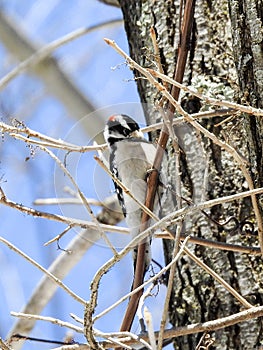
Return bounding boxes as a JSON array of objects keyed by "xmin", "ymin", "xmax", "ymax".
[
  {"xmin": 119, "ymin": 0, "xmax": 263, "ymax": 349},
  {"xmin": 229, "ymin": 0, "xmax": 263, "ymax": 187}
]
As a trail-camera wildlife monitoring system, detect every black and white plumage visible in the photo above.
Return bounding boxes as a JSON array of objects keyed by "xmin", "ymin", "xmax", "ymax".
[{"xmin": 104, "ymin": 114, "xmax": 162, "ymax": 271}]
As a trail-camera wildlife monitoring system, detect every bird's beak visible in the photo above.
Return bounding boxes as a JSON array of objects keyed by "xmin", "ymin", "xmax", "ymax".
[{"xmin": 130, "ymin": 130, "xmax": 144, "ymax": 139}]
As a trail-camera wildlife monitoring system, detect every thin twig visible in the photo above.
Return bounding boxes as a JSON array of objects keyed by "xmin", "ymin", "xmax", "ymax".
[
  {"xmin": 96, "ymin": 331, "xmax": 150, "ymax": 350},
  {"xmin": 85, "ymin": 222, "xmax": 170, "ymax": 349},
  {"xmin": 94, "ymin": 156, "xmax": 158, "ymax": 222},
  {"xmin": 50, "ymin": 345, "xmax": 86, "ymax": 350},
  {"xmin": 24, "ymin": 306, "xmax": 263, "ymax": 350},
  {"xmin": 70, "ymin": 313, "xmax": 84, "ymax": 325},
  {"xmin": 1, "ymin": 185, "xmax": 260, "ymax": 256},
  {"xmin": 177, "ymin": 235, "xmax": 260, "ymax": 255},
  {"xmin": 0, "ymin": 236, "xmax": 86, "ymax": 305},
  {"xmin": 93, "ymin": 237, "xmax": 189, "ymax": 322},
  {"xmin": 142, "ymin": 109, "xmax": 237, "ymax": 133},
  {"xmin": 150, "ymin": 27, "xmax": 166, "ymax": 82},
  {"xmin": 148, "ymin": 69, "xmax": 263, "ymax": 116},
  {"xmin": 10, "ymin": 133, "xmax": 87, "ymax": 151},
  {"xmin": 0, "ymin": 187, "xmax": 128, "ymax": 233},
  {"xmin": 150, "ymin": 25, "xmax": 169, "ymax": 107},
  {"xmin": 0, "ymin": 338, "xmax": 11, "ymax": 350},
  {"xmin": 37, "ymin": 305, "xmax": 263, "ymax": 350},
  {"xmin": 34, "ymin": 197, "xmax": 102, "ymax": 206},
  {"xmin": 10, "ymin": 314, "xmax": 137, "ymax": 350},
  {"xmin": 137, "ymin": 283, "xmax": 156, "ymax": 333},
  {"xmin": 2, "ymin": 110, "xmax": 235, "ymax": 154},
  {"xmin": 44, "ymin": 225, "xmax": 73, "ymax": 247},
  {"xmin": 10, "ymin": 312, "xmax": 83, "ymax": 334},
  {"xmin": 157, "ymin": 223, "xmax": 183, "ymax": 349},
  {"xmin": 2, "ymin": 186, "xmax": 263, "ymax": 241},
  {"xmin": 184, "ymin": 246, "xmax": 253, "ymax": 308},
  {"xmin": 97, "ymin": 305, "xmax": 263, "ymax": 348},
  {"xmin": 144, "ymin": 307, "xmax": 156, "ymax": 350},
  {"xmin": 0, "ymin": 120, "xmax": 105, "ymax": 152},
  {"xmin": 39, "ymin": 146, "xmax": 117, "ymax": 255}
]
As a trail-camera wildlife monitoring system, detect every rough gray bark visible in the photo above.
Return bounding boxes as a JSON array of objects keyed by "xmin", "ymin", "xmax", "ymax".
[
  {"xmin": 119, "ymin": 0, "xmax": 263, "ymax": 349},
  {"xmin": 119, "ymin": 0, "xmax": 180, "ymax": 126},
  {"xmin": 229, "ymin": 0, "xmax": 263, "ymax": 187}
]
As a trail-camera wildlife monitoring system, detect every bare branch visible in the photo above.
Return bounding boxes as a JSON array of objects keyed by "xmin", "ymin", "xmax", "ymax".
[
  {"xmin": 40, "ymin": 146, "xmax": 117, "ymax": 255},
  {"xmin": 53, "ymin": 305, "xmax": 263, "ymax": 349},
  {"xmin": 148, "ymin": 69, "xmax": 263, "ymax": 116},
  {"xmin": 0, "ymin": 338, "xmax": 12, "ymax": 350},
  {"xmin": 7, "ymin": 226, "xmax": 116, "ymax": 349},
  {"xmin": 93, "ymin": 237, "xmax": 189, "ymax": 323},
  {"xmin": 125, "ymin": 305, "xmax": 263, "ymax": 348},
  {"xmin": 184, "ymin": 246, "xmax": 252, "ymax": 308},
  {"xmin": 34, "ymin": 197, "xmax": 101, "ymax": 206},
  {"xmin": 10, "ymin": 312, "xmax": 83, "ymax": 334},
  {"xmin": 0, "ymin": 187, "xmax": 127, "ymax": 234},
  {"xmin": 144, "ymin": 307, "xmax": 156, "ymax": 350},
  {"xmin": 0, "ymin": 236, "xmax": 86, "ymax": 305}
]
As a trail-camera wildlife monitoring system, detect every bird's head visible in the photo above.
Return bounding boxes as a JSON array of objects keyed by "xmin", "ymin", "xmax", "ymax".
[{"xmin": 104, "ymin": 114, "xmax": 144, "ymax": 146}]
